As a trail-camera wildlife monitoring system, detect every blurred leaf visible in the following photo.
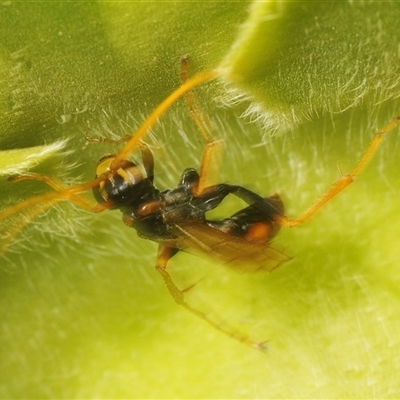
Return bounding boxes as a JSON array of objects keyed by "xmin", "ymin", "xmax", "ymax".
[
  {"xmin": 0, "ymin": 140, "xmax": 67, "ymax": 176},
  {"xmin": 1, "ymin": 2, "xmax": 400, "ymax": 399},
  {"xmin": 222, "ymin": 1, "xmax": 400, "ymax": 130}
]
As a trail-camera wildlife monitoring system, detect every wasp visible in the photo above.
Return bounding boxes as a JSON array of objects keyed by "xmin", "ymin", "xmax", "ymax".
[{"xmin": 1, "ymin": 57, "xmax": 399, "ymax": 351}]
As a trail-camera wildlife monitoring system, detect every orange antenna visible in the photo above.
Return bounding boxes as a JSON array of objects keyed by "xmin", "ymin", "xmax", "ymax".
[{"xmin": 110, "ymin": 68, "xmax": 221, "ymax": 170}]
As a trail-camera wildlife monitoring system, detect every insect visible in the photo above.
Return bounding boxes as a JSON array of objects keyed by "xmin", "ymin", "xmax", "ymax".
[{"xmin": 1, "ymin": 57, "xmax": 399, "ymax": 351}]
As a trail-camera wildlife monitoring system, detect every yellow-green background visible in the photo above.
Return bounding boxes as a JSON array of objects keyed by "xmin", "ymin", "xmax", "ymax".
[{"xmin": 1, "ymin": 1, "xmax": 400, "ymax": 398}]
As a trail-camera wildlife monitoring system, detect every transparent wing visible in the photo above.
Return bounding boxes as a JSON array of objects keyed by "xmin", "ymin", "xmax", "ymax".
[{"xmin": 173, "ymin": 221, "xmax": 290, "ymax": 273}]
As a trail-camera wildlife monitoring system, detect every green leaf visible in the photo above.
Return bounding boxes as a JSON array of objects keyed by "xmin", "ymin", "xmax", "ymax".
[
  {"xmin": 0, "ymin": 140, "xmax": 67, "ymax": 176},
  {"xmin": 222, "ymin": 1, "xmax": 400, "ymax": 131},
  {"xmin": 1, "ymin": 2, "xmax": 400, "ymax": 399}
]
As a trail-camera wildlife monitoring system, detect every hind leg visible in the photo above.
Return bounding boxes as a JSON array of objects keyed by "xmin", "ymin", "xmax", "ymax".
[
  {"xmin": 278, "ymin": 116, "xmax": 400, "ymax": 228},
  {"xmin": 155, "ymin": 243, "xmax": 268, "ymax": 351}
]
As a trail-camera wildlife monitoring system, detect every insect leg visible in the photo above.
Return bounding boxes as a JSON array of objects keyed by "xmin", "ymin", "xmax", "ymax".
[
  {"xmin": 180, "ymin": 55, "xmax": 214, "ymax": 143},
  {"xmin": 85, "ymin": 134, "xmax": 132, "ymax": 145},
  {"xmin": 278, "ymin": 116, "xmax": 400, "ymax": 227},
  {"xmin": 111, "ymin": 69, "xmax": 220, "ymax": 169},
  {"xmin": 9, "ymin": 173, "xmax": 68, "ymax": 191},
  {"xmin": 0, "ymin": 176, "xmax": 112, "ymax": 255},
  {"xmin": 7, "ymin": 173, "xmax": 111, "ymax": 213},
  {"xmin": 180, "ymin": 57, "xmax": 224, "ymax": 195},
  {"xmin": 194, "ymin": 140, "xmax": 224, "ymax": 196},
  {"xmin": 138, "ymin": 143, "xmax": 154, "ymax": 182},
  {"xmin": 155, "ymin": 243, "xmax": 268, "ymax": 351}
]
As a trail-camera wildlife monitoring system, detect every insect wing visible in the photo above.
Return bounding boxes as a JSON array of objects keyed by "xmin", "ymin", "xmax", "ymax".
[{"xmin": 174, "ymin": 221, "xmax": 290, "ymax": 273}]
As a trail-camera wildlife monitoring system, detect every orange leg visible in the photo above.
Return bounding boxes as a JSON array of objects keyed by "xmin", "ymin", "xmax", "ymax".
[
  {"xmin": 278, "ymin": 116, "xmax": 400, "ymax": 227},
  {"xmin": 180, "ymin": 55, "xmax": 214, "ymax": 143},
  {"xmin": 0, "ymin": 196, "xmax": 60, "ymax": 255},
  {"xmin": 0, "ymin": 175, "xmax": 113, "ymax": 255},
  {"xmin": 88, "ymin": 57, "xmax": 218, "ymax": 189},
  {"xmin": 155, "ymin": 243, "xmax": 268, "ymax": 352},
  {"xmin": 180, "ymin": 56, "xmax": 223, "ymax": 195},
  {"xmin": 8, "ymin": 173, "xmax": 110, "ymax": 213},
  {"xmin": 111, "ymin": 68, "xmax": 220, "ymax": 169},
  {"xmin": 85, "ymin": 58, "xmax": 221, "ymax": 192}
]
